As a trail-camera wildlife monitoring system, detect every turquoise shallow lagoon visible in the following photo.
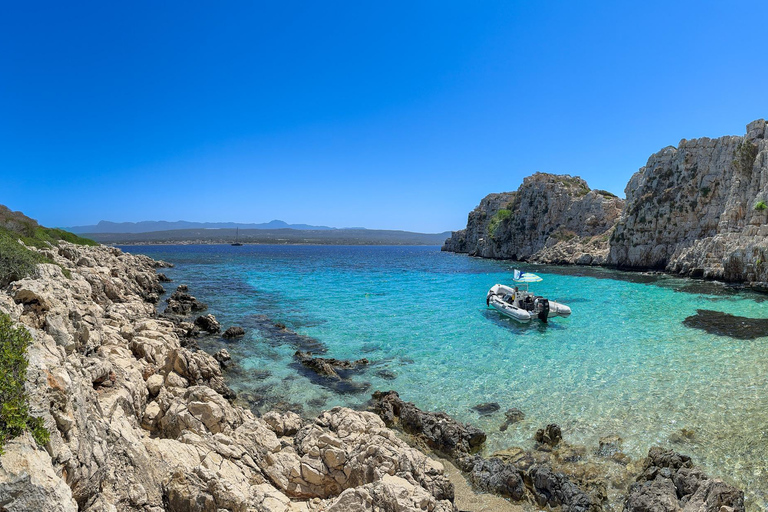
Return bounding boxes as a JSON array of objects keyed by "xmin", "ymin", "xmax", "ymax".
[{"xmin": 123, "ymin": 244, "xmax": 768, "ymax": 507}]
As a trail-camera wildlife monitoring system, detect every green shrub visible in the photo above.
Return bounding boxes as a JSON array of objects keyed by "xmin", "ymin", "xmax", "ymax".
[
  {"xmin": 0, "ymin": 313, "xmax": 49, "ymax": 453},
  {"xmin": 0, "ymin": 230, "xmax": 50, "ymax": 286},
  {"xmin": 755, "ymin": 200, "xmax": 767, "ymax": 211},
  {"xmin": 487, "ymin": 209, "xmax": 512, "ymax": 238}
]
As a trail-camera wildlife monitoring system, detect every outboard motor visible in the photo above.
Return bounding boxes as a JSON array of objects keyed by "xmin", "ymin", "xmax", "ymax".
[{"xmin": 537, "ymin": 298, "xmax": 550, "ymax": 322}]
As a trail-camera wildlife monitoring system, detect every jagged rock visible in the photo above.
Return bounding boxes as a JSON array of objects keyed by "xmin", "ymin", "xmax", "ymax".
[
  {"xmin": 261, "ymin": 410, "xmax": 303, "ymax": 437},
  {"xmin": 157, "ymin": 273, "xmax": 171, "ymax": 282},
  {"xmin": 213, "ymin": 348, "xmax": 231, "ymax": 369},
  {"xmin": 0, "ymin": 434, "xmax": 78, "ymax": 512},
  {"xmin": 535, "ymin": 424, "xmax": 562, "ymax": 447},
  {"xmin": 294, "ymin": 350, "xmax": 368, "ymax": 378},
  {"xmin": 164, "ymin": 285, "xmax": 207, "ymax": 316},
  {"xmin": 326, "ymin": 475, "xmax": 458, "ymax": 512},
  {"xmin": 193, "ymin": 314, "xmax": 220, "ymax": 334},
  {"xmin": 461, "ymin": 456, "xmax": 525, "ymax": 500},
  {"xmin": 625, "ymin": 447, "xmax": 744, "ymax": 512},
  {"xmin": 526, "ymin": 464, "xmax": 594, "ymax": 511},
  {"xmin": 371, "ymin": 390, "xmax": 486, "ymax": 458},
  {"xmin": 263, "ymin": 407, "xmax": 455, "ymax": 504},
  {"xmin": 222, "ymin": 325, "xmax": 245, "ymax": 339}
]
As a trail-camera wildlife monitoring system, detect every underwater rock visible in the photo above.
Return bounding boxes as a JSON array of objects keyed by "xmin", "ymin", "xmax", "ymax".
[
  {"xmin": 471, "ymin": 402, "xmax": 500, "ymax": 416},
  {"xmin": 294, "ymin": 351, "xmax": 369, "ymax": 379},
  {"xmin": 371, "ymin": 390, "xmax": 486, "ymax": 458},
  {"xmin": 500, "ymin": 408, "xmax": 525, "ymax": 430},
  {"xmin": 250, "ymin": 315, "xmax": 328, "ymax": 353},
  {"xmin": 293, "ymin": 351, "xmax": 370, "ymax": 395},
  {"xmin": 375, "ymin": 369, "xmax": 397, "ymax": 380},
  {"xmin": 222, "ymin": 325, "xmax": 245, "ymax": 339},
  {"xmin": 595, "ymin": 435, "xmax": 622, "ymax": 458},
  {"xmin": 683, "ymin": 309, "xmax": 768, "ymax": 339}
]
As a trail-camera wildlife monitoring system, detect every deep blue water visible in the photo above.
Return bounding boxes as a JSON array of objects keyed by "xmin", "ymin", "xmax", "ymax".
[{"xmin": 121, "ymin": 244, "xmax": 768, "ymax": 505}]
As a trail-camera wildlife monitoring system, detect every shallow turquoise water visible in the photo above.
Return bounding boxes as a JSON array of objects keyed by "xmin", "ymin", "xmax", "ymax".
[{"xmin": 123, "ymin": 244, "xmax": 768, "ymax": 506}]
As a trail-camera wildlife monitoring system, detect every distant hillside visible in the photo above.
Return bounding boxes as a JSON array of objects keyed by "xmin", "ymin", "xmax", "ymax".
[
  {"xmin": 85, "ymin": 228, "xmax": 451, "ymax": 246},
  {"xmin": 66, "ymin": 219, "xmax": 335, "ymax": 234}
]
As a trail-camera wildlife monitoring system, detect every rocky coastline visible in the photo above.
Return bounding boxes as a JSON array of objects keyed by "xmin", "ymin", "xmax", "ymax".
[
  {"xmin": 443, "ymin": 120, "xmax": 768, "ymax": 287},
  {"xmin": 0, "ymin": 242, "xmax": 747, "ymax": 511}
]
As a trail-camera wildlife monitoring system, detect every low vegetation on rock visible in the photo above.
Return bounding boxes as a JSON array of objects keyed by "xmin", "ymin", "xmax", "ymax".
[
  {"xmin": 0, "ymin": 205, "xmax": 95, "ymax": 286},
  {"xmin": 487, "ymin": 208, "xmax": 511, "ymax": 239},
  {"xmin": 0, "ymin": 313, "xmax": 49, "ymax": 453}
]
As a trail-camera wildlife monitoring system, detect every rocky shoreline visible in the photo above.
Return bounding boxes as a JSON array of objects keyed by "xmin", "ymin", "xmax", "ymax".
[
  {"xmin": 0, "ymin": 242, "xmax": 747, "ymax": 511},
  {"xmin": 444, "ymin": 120, "xmax": 768, "ymax": 288}
]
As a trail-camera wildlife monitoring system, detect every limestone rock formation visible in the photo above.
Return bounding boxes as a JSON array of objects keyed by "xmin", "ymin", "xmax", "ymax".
[
  {"xmin": 442, "ymin": 173, "xmax": 624, "ymax": 265},
  {"xmin": 0, "ymin": 242, "xmax": 458, "ymax": 512},
  {"xmin": 609, "ymin": 119, "xmax": 768, "ymax": 285}
]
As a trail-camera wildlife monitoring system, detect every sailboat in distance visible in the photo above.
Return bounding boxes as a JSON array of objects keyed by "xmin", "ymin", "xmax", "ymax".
[{"xmin": 231, "ymin": 227, "xmax": 243, "ymax": 246}]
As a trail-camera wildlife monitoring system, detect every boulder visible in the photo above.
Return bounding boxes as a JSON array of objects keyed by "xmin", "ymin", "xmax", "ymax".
[
  {"xmin": 222, "ymin": 326, "xmax": 245, "ymax": 339},
  {"xmin": 193, "ymin": 314, "xmax": 220, "ymax": 334}
]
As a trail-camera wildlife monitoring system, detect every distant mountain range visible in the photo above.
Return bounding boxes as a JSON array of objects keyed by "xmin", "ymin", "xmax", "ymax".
[
  {"xmin": 62, "ymin": 220, "xmax": 451, "ymax": 246},
  {"xmin": 65, "ymin": 220, "xmax": 335, "ymax": 234}
]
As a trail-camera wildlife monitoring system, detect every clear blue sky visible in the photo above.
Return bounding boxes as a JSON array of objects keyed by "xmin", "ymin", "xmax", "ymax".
[{"xmin": 2, "ymin": 1, "xmax": 767, "ymax": 232}]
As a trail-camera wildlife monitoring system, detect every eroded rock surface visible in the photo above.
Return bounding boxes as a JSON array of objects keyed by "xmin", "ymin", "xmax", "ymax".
[
  {"xmin": 372, "ymin": 390, "xmax": 486, "ymax": 458},
  {"xmin": 625, "ymin": 447, "xmax": 744, "ymax": 512}
]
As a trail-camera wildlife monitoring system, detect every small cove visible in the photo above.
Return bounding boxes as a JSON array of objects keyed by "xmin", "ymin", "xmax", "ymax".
[{"xmin": 125, "ymin": 244, "xmax": 768, "ymax": 508}]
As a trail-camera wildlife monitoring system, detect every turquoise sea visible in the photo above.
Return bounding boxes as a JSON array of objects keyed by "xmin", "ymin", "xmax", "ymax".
[{"xmin": 123, "ymin": 244, "xmax": 768, "ymax": 507}]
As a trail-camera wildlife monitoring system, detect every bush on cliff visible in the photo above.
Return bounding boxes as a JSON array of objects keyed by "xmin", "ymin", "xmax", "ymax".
[
  {"xmin": 487, "ymin": 209, "xmax": 512, "ymax": 239},
  {"xmin": 0, "ymin": 313, "xmax": 49, "ymax": 453}
]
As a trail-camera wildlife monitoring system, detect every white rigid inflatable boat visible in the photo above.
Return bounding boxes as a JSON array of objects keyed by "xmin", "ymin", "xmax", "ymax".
[{"xmin": 486, "ymin": 271, "xmax": 571, "ymax": 323}]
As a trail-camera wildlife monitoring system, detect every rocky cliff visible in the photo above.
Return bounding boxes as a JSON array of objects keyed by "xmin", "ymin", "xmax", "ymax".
[
  {"xmin": 445, "ymin": 120, "xmax": 768, "ymax": 285},
  {"xmin": 608, "ymin": 119, "xmax": 768, "ymax": 285},
  {"xmin": 442, "ymin": 173, "xmax": 624, "ymax": 265}
]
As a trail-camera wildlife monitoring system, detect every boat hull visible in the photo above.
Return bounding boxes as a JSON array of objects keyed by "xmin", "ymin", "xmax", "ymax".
[
  {"xmin": 486, "ymin": 283, "xmax": 571, "ymax": 322},
  {"xmin": 489, "ymin": 297, "xmax": 532, "ymax": 322}
]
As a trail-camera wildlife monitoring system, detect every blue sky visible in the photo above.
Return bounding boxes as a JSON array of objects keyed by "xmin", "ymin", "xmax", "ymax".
[{"xmin": 2, "ymin": 1, "xmax": 768, "ymax": 232}]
